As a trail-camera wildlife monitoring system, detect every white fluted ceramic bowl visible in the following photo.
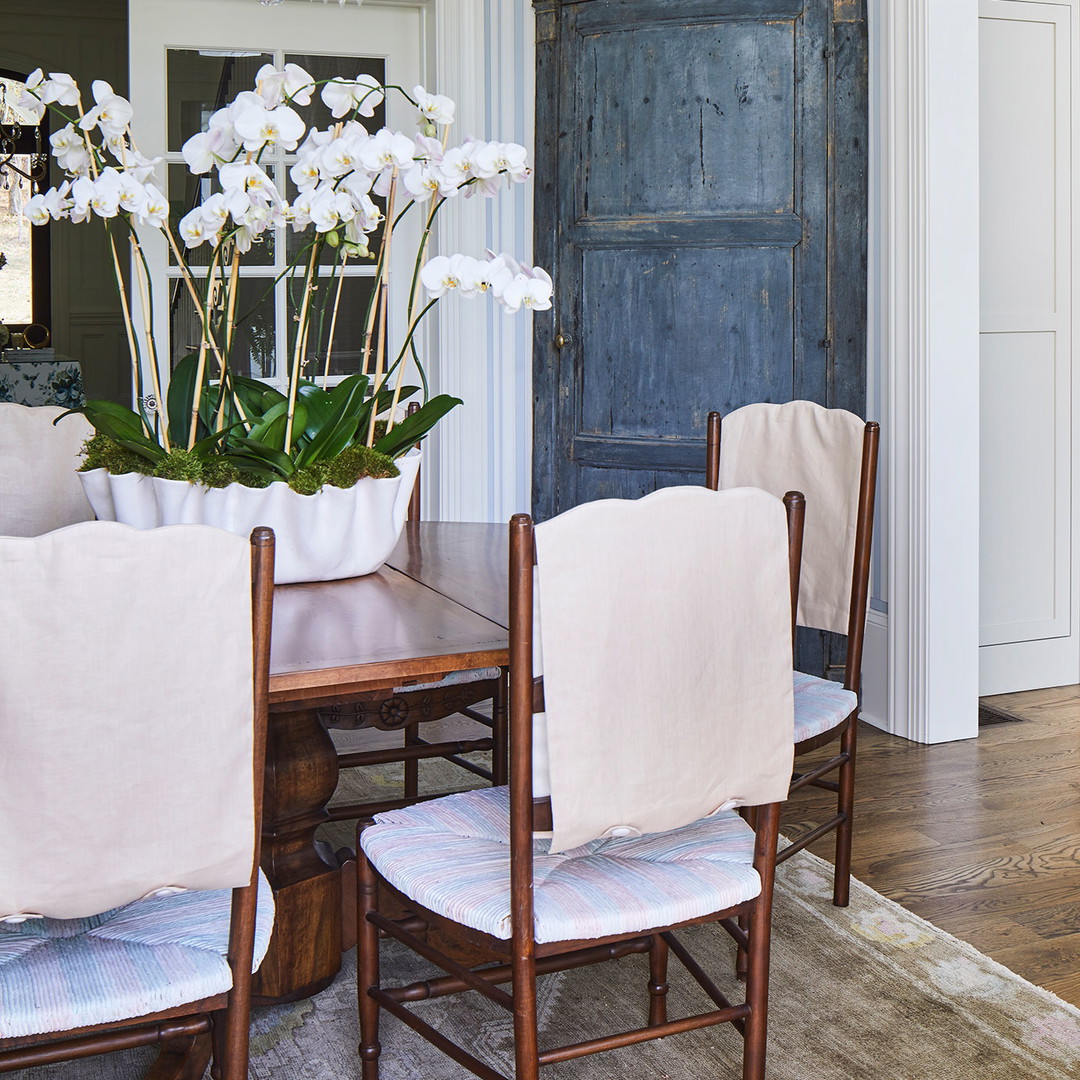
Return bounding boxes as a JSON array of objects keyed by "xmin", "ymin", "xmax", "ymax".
[{"xmin": 78, "ymin": 448, "xmax": 421, "ymax": 584}]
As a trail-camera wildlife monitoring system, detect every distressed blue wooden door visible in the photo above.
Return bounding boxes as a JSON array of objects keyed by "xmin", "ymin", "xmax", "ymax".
[{"xmin": 532, "ymin": 0, "xmax": 867, "ymax": 517}]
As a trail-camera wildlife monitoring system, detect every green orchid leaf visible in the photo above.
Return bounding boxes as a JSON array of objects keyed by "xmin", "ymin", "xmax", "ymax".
[
  {"xmin": 295, "ymin": 377, "xmax": 369, "ymax": 467},
  {"xmin": 166, "ymin": 352, "xmax": 202, "ymax": 449},
  {"xmin": 373, "ymin": 395, "xmax": 463, "ymax": 459},
  {"xmin": 231, "ymin": 437, "xmax": 296, "ymax": 477}
]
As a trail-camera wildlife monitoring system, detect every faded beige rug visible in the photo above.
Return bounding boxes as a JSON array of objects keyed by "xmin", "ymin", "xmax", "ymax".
[{"xmin": 11, "ymin": 738, "xmax": 1080, "ymax": 1078}]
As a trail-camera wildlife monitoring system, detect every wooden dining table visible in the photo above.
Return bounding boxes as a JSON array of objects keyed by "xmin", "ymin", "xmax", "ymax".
[{"xmin": 253, "ymin": 520, "xmax": 509, "ymax": 1003}]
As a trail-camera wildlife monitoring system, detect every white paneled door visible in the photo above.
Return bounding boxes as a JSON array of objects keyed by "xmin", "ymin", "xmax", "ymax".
[{"xmin": 979, "ymin": 0, "xmax": 1080, "ymax": 693}]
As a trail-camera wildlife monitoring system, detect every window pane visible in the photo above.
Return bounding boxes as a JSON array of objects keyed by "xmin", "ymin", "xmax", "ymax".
[
  {"xmin": 170, "ymin": 275, "xmax": 276, "ymax": 380},
  {"xmin": 167, "ymin": 49, "xmax": 273, "ymax": 153},
  {"xmin": 0, "ymin": 76, "xmax": 43, "ymax": 325},
  {"xmin": 289, "ymin": 273, "xmax": 379, "ymax": 379},
  {"xmin": 284, "ymin": 54, "xmax": 386, "ymax": 134},
  {"xmin": 0, "ymin": 165, "xmax": 33, "ymax": 324}
]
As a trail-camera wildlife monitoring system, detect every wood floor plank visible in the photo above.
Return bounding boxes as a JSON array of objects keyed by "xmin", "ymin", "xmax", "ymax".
[{"xmin": 784, "ymin": 691, "xmax": 1080, "ymax": 1007}]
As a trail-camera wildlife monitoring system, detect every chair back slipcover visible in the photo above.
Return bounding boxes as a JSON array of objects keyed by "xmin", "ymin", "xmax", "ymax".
[
  {"xmin": 0, "ymin": 404, "xmax": 94, "ymax": 537},
  {"xmin": 533, "ymin": 485, "xmax": 795, "ymax": 853},
  {"xmin": 0, "ymin": 522, "xmax": 258, "ymax": 921},
  {"xmin": 718, "ymin": 401, "xmax": 865, "ymax": 635}
]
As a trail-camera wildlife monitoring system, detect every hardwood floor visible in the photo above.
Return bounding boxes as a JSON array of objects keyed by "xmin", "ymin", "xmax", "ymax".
[{"xmin": 785, "ymin": 683, "xmax": 1080, "ymax": 1006}]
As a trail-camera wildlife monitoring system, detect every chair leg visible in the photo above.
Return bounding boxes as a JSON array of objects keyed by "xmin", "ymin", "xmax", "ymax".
[
  {"xmin": 735, "ymin": 913, "xmax": 749, "ymax": 981},
  {"xmin": 511, "ymin": 950, "xmax": 541, "ymax": 1080},
  {"xmin": 403, "ymin": 726, "xmax": 420, "ymax": 801},
  {"xmin": 741, "ymin": 911, "xmax": 770, "ymax": 1080},
  {"xmin": 833, "ymin": 714, "xmax": 857, "ymax": 907},
  {"xmin": 357, "ymin": 846, "xmax": 383, "ymax": 1080},
  {"xmin": 491, "ymin": 672, "xmax": 509, "ymax": 786},
  {"xmin": 144, "ymin": 1030, "xmax": 213, "ymax": 1080},
  {"xmin": 647, "ymin": 933, "xmax": 669, "ymax": 1026}
]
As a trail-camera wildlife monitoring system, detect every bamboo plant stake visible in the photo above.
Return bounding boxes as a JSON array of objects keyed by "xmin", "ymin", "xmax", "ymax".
[
  {"xmin": 283, "ymin": 245, "xmax": 321, "ymax": 452},
  {"xmin": 366, "ymin": 171, "xmax": 398, "ymax": 447},
  {"xmin": 321, "ymin": 249, "xmax": 349, "ymax": 389}
]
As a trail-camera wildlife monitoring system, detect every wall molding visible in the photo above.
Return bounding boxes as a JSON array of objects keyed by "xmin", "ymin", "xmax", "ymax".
[
  {"xmin": 430, "ymin": 0, "xmax": 535, "ymax": 523},
  {"xmin": 880, "ymin": 1, "xmax": 981, "ymax": 742}
]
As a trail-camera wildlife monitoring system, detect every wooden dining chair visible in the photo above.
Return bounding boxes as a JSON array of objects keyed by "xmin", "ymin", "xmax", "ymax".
[
  {"xmin": 0, "ymin": 403, "xmax": 94, "ymax": 536},
  {"xmin": 320, "ymin": 401, "xmax": 507, "ymax": 822},
  {"xmin": 357, "ymin": 485, "xmax": 804, "ymax": 1080},
  {"xmin": 0, "ymin": 522, "xmax": 275, "ymax": 1080},
  {"xmin": 707, "ymin": 401, "xmax": 880, "ymax": 906}
]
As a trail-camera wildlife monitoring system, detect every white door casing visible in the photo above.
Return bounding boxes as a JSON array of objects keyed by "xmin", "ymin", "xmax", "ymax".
[{"xmin": 978, "ymin": 0, "xmax": 1080, "ymax": 694}]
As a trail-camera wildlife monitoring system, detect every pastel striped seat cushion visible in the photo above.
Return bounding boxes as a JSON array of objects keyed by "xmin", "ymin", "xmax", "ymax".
[
  {"xmin": 793, "ymin": 671, "xmax": 859, "ymax": 743},
  {"xmin": 0, "ymin": 872, "xmax": 274, "ymax": 1039},
  {"xmin": 391, "ymin": 666, "xmax": 502, "ymax": 695},
  {"xmin": 361, "ymin": 787, "xmax": 761, "ymax": 943}
]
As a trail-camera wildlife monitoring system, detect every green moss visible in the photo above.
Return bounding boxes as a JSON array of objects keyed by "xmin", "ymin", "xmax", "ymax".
[
  {"xmin": 79, "ymin": 433, "xmax": 155, "ymax": 476},
  {"xmin": 285, "ymin": 447, "xmax": 398, "ymax": 495},
  {"xmin": 198, "ymin": 458, "xmax": 242, "ymax": 489},
  {"xmin": 153, "ymin": 449, "xmax": 205, "ymax": 483},
  {"xmin": 76, "ymin": 432, "xmax": 396, "ymax": 494},
  {"xmin": 323, "ymin": 446, "xmax": 398, "ymax": 486}
]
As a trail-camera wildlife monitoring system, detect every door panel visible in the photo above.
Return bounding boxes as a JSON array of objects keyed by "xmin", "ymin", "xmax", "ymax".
[
  {"xmin": 533, "ymin": 0, "xmax": 866, "ymax": 518},
  {"xmin": 978, "ymin": 0, "xmax": 1079, "ymax": 694}
]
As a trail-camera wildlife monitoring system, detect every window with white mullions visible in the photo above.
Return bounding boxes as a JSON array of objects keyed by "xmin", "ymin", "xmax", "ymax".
[{"xmin": 163, "ymin": 47, "xmax": 386, "ymax": 387}]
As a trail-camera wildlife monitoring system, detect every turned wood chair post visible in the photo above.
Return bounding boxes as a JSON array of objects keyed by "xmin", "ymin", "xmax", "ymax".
[
  {"xmin": 832, "ymin": 420, "xmax": 879, "ymax": 905},
  {"xmin": 783, "ymin": 491, "xmax": 806, "ymax": 652},
  {"xmin": 508, "ymin": 513, "xmax": 541, "ymax": 1078},
  {"xmin": 217, "ymin": 527, "xmax": 275, "ymax": 1080},
  {"xmin": 706, "ymin": 410, "xmax": 721, "ymax": 491}
]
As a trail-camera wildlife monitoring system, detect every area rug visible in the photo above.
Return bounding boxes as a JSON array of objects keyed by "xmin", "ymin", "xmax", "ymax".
[{"xmin": 12, "ymin": 744, "xmax": 1080, "ymax": 1079}]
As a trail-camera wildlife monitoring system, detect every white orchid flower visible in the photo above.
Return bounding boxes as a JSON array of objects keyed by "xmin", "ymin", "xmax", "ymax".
[
  {"xmin": 106, "ymin": 138, "xmax": 162, "ymax": 184},
  {"xmin": 23, "ymin": 193, "xmax": 54, "ymax": 226},
  {"xmin": 115, "ymin": 171, "xmax": 149, "ymax": 215},
  {"xmin": 69, "ymin": 174, "xmax": 96, "ymax": 214},
  {"xmin": 402, "ymin": 163, "xmax": 440, "ymax": 201},
  {"xmin": 317, "ymin": 132, "xmax": 367, "ymax": 179},
  {"xmin": 200, "ymin": 192, "xmax": 230, "ymax": 231},
  {"xmin": 421, "ymin": 253, "xmax": 485, "ymax": 299},
  {"xmin": 182, "ymin": 132, "xmax": 217, "ymax": 174},
  {"xmin": 41, "ymin": 182, "xmax": 74, "ymax": 220},
  {"xmin": 78, "ymin": 81, "xmax": 133, "ymax": 137},
  {"xmin": 357, "ymin": 128, "xmax": 415, "ymax": 175},
  {"xmin": 338, "ymin": 168, "xmax": 376, "ymax": 200},
  {"xmin": 15, "ymin": 90, "xmax": 45, "ymax": 122},
  {"xmin": 256, "ymin": 62, "xmax": 316, "ymax": 108},
  {"xmin": 321, "ymin": 74, "xmax": 384, "ymax": 119},
  {"xmin": 28, "ymin": 69, "xmax": 81, "ymax": 107},
  {"xmin": 437, "ymin": 145, "xmax": 474, "ymax": 188},
  {"xmin": 466, "ymin": 140, "xmax": 501, "ymax": 180},
  {"xmin": 233, "ymin": 103, "xmax": 305, "ymax": 152},
  {"xmin": 218, "ymin": 162, "xmax": 281, "ymax": 206},
  {"xmin": 498, "ymin": 266, "xmax": 553, "ymax": 313},
  {"xmin": 49, "ymin": 124, "xmax": 92, "ymax": 176},
  {"xmin": 87, "ymin": 169, "xmax": 123, "ymax": 218},
  {"xmin": 179, "ymin": 207, "xmax": 215, "ymax": 248},
  {"xmin": 290, "ymin": 156, "xmax": 321, "ymax": 192},
  {"xmin": 137, "ymin": 183, "xmax": 169, "ymax": 229},
  {"xmin": 288, "ymin": 189, "xmax": 315, "ymax": 229},
  {"xmin": 412, "ymin": 85, "xmax": 455, "ymax": 127}
]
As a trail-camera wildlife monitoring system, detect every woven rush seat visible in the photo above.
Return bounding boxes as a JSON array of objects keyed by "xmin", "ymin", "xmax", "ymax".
[
  {"xmin": 362, "ymin": 786, "xmax": 762, "ymax": 944},
  {"xmin": 792, "ymin": 671, "xmax": 859, "ymax": 744},
  {"xmin": 0, "ymin": 874, "xmax": 274, "ymax": 1040}
]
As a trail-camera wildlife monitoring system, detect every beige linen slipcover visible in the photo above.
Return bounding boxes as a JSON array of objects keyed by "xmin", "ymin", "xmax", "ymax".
[
  {"xmin": 0, "ymin": 522, "xmax": 258, "ymax": 921},
  {"xmin": 533, "ymin": 485, "xmax": 795, "ymax": 854},
  {"xmin": 0, "ymin": 404, "xmax": 94, "ymax": 536},
  {"xmin": 718, "ymin": 400, "xmax": 865, "ymax": 635}
]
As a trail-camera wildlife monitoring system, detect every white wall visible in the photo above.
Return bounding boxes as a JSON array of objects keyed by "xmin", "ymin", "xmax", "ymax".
[{"xmin": 864, "ymin": 0, "xmax": 982, "ymax": 743}]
